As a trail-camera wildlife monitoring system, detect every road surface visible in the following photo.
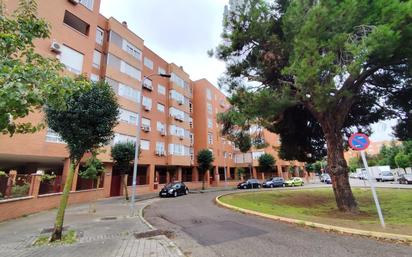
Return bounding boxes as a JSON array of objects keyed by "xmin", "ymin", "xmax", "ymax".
[{"xmin": 144, "ymin": 189, "xmax": 412, "ymax": 257}]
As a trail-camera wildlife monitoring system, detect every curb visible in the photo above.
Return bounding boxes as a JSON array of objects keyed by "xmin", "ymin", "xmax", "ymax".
[
  {"xmin": 215, "ymin": 192, "xmax": 412, "ymax": 245},
  {"xmin": 138, "ymin": 202, "xmax": 185, "ymax": 257}
]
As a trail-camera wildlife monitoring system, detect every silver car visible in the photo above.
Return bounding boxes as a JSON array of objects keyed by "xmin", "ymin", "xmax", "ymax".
[{"xmin": 376, "ymin": 172, "xmax": 395, "ymax": 182}]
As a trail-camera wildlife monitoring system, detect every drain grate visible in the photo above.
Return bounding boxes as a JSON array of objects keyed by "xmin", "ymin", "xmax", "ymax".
[
  {"xmin": 100, "ymin": 216, "xmax": 117, "ymax": 221},
  {"xmin": 134, "ymin": 230, "xmax": 174, "ymax": 239}
]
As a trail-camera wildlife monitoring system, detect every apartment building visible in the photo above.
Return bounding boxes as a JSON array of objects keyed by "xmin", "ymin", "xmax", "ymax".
[{"xmin": 0, "ymin": 0, "xmax": 306, "ymax": 220}]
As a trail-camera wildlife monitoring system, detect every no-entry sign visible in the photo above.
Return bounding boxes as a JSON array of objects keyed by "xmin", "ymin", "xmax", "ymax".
[{"xmin": 348, "ymin": 133, "xmax": 370, "ymax": 151}]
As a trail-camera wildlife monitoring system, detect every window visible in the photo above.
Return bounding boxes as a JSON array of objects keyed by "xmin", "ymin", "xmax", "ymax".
[
  {"xmin": 206, "ymin": 89, "xmax": 212, "ymax": 100},
  {"xmin": 157, "ymin": 122, "xmax": 166, "ymax": 133},
  {"xmin": 208, "ymin": 119, "xmax": 212, "ymax": 129},
  {"xmin": 157, "ymin": 103, "xmax": 165, "ymax": 113},
  {"xmin": 208, "ymin": 133, "xmax": 213, "ymax": 145},
  {"xmin": 169, "ymin": 125, "xmax": 185, "ymax": 137},
  {"xmin": 110, "ymin": 31, "xmax": 123, "ymax": 48},
  {"xmin": 93, "ymin": 50, "xmax": 101, "ymax": 68},
  {"xmin": 142, "ymin": 96, "xmax": 152, "ymax": 110},
  {"xmin": 113, "ymin": 133, "xmax": 136, "ymax": 144},
  {"xmin": 119, "ymin": 108, "xmax": 138, "ymax": 125},
  {"xmin": 96, "ymin": 27, "xmax": 104, "ymax": 45},
  {"xmin": 158, "ymin": 84, "xmax": 166, "ymax": 95},
  {"xmin": 156, "ymin": 142, "xmax": 165, "ymax": 152},
  {"xmin": 158, "ymin": 67, "xmax": 166, "ymax": 75},
  {"xmin": 46, "ymin": 129, "xmax": 65, "ymax": 144},
  {"xmin": 168, "ymin": 144, "xmax": 190, "ymax": 156},
  {"xmin": 170, "ymin": 73, "xmax": 185, "ymax": 88},
  {"xmin": 122, "ymin": 38, "xmax": 142, "ymax": 60},
  {"xmin": 79, "ymin": 0, "xmax": 94, "ymax": 10},
  {"xmin": 144, "ymin": 57, "xmax": 154, "ymax": 69},
  {"xmin": 140, "ymin": 140, "xmax": 150, "ymax": 150},
  {"xmin": 170, "ymin": 90, "xmax": 184, "ymax": 102},
  {"xmin": 207, "ymin": 103, "xmax": 212, "ymax": 114},
  {"xmin": 169, "ymin": 107, "xmax": 185, "ymax": 120},
  {"xmin": 189, "ymin": 101, "xmax": 193, "ymax": 112},
  {"xmin": 118, "ymin": 83, "xmax": 140, "ymax": 102},
  {"xmin": 141, "ymin": 118, "xmax": 151, "ymax": 131},
  {"xmin": 90, "ymin": 73, "xmax": 99, "ymax": 82},
  {"xmin": 121, "ymin": 61, "xmax": 141, "ymax": 81},
  {"xmin": 189, "ymin": 117, "xmax": 193, "ymax": 129},
  {"xmin": 63, "ymin": 11, "xmax": 90, "ymax": 36},
  {"xmin": 60, "ymin": 45, "xmax": 84, "ymax": 75}
]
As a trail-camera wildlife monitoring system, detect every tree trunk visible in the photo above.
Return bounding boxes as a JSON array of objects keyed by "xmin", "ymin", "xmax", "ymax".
[
  {"xmin": 202, "ymin": 170, "xmax": 206, "ymax": 190},
  {"xmin": 50, "ymin": 161, "xmax": 77, "ymax": 242},
  {"xmin": 122, "ymin": 174, "xmax": 129, "ymax": 200},
  {"xmin": 323, "ymin": 127, "xmax": 359, "ymax": 213}
]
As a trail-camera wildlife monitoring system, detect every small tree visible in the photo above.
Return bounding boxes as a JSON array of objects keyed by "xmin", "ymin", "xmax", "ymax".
[
  {"xmin": 0, "ymin": 0, "xmax": 81, "ymax": 136},
  {"xmin": 111, "ymin": 142, "xmax": 139, "ymax": 200},
  {"xmin": 348, "ymin": 157, "xmax": 361, "ymax": 173},
  {"xmin": 197, "ymin": 149, "xmax": 214, "ymax": 190},
  {"xmin": 45, "ymin": 80, "xmax": 119, "ymax": 242},
  {"xmin": 258, "ymin": 153, "xmax": 275, "ymax": 174},
  {"xmin": 395, "ymin": 152, "xmax": 412, "ymax": 169},
  {"xmin": 79, "ymin": 152, "xmax": 105, "ymax": 213}
]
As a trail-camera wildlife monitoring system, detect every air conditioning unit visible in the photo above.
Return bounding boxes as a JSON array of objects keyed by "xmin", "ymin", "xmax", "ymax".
[
  {"xmin": 143, "ymin": 83, "xmax": 153, "ymax": 91},
  {"xmin": 68, "ymin": 0, "xmax": 79, "ymax": 5},
  {"xmin": 144, "ymin": 105, "xmax": 151, "ymax": 111},
  {"xmin": 50, "ymin": 41, "xmax": 62, "ymax": 53},
  {"xmin": 141, "ymin": 125, "xmax": 150, "ymax": 132},
  {"xmin": 179, "ymin": 135, "xmax": 184, "ymax": 140},
  {"xmin": 156, "ymin": 150, "xmax": 165, "ymax": 156},
  {"xmin": 174, "ymin": 115, "xmax": 184, "ymax": 122},
  {"xmin": 160, "ymin": 129, "xmax": 166, "ymax": 136},
  {"xmin": 177, "ymin": 99, "xmax": 183, "ymax": 105}
]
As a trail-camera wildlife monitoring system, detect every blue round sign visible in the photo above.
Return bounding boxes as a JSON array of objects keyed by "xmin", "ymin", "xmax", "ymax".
[{"xmin": 348, "ymin": 133, "xmax": 370, "ymax": 151}]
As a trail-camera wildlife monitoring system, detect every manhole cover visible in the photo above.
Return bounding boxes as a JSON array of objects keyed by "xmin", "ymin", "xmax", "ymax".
[{"xmin": 100, "ymin": 216, "xmax": 117, "ymax": 221}]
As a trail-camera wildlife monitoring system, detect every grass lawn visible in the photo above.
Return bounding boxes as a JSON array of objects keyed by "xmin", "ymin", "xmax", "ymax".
[{"xmin": 220, "ymin": 188, "xmax": 412, "ymax": 235}]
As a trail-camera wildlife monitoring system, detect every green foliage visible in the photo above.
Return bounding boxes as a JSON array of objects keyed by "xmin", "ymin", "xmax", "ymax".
[
  {"xmin": 35, "ymin": 229, "xmax": 77, "ymax": 246},
  {"xmin": 11, "ymin": 183, "xmax": 29, "ymax": 198},
  {"xmin": 306, "ymin": 160, "xmax": 326, "ymax": 174},
  {"xmin": 237, "ymin": 167, "xmax": 246, "ymax": 178},
  {"xmin": 40, "ymin": 173, "xmax": 56, "ymax": 182},
  {"xmin": 376, "ymin": 142, "xmax": 402, "ymax": 168},
  {"xmin": 45, "ymin": 80, "xmax": 119, "ymax": 162},
  {"xmin": 394, "ymin": 152, "xmax": 411, "ymax": 169},
  {"xmin": 197, "ymin": 149, "xmax": 214, "ymax": 173},
  {"xmin": 215, "ymin": 0, "xmax": 412, "ymax": 163},
  {"xmin": 111, "ymin": 142, "xmax": 138, "ymax": 174},
  {"xmin": 258, "ymin": 153, "xmax": 275, "ymax": 172},
  {"xmin": 0, "ymin": 171, "xmax": 7, "ymax": 177},
  {"xmin": 348, "ymin": 157, "xmax": 361, "ymax": 173},
  {"xmin": 0, "ymin": 0, "xmax": 83, "ymax": 136},
  {"xmin": 79, "ymin": 153, "xmax": 105, "ymax": 180}
]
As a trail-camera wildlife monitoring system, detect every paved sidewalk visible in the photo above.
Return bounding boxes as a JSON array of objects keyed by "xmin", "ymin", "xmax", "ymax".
[{"xmin": 0, "ymin": 197, "xmax": 183, "ymax": 257}]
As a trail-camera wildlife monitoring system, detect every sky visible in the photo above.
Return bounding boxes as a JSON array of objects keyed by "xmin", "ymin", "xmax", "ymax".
[
  {"xmin": 100, "ymin": 0, "xmax": 229, "ymax": 86},
  {"xmin": 99, "ymin": 0, "xmax": 396, "ymax": 142}
]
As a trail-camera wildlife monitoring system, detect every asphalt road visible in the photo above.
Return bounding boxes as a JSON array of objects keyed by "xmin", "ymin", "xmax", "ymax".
[{"xmin": 144, "ymin": 189, "xmax": 412, "ymax": 257}]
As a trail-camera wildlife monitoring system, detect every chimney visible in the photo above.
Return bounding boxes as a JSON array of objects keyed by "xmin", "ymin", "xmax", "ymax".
[
  {"xmin": 180, "ymin": 66, "xmax": 184, "ymax": 70},
  {"xmin": 122, "ymin": 21, "xmax": 128, "ymax": 28}
]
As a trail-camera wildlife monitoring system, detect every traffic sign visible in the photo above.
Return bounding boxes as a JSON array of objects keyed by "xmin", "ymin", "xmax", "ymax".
[{"xmin": 348, "ymin": 133, "xmax": 370, "ymax": 151}]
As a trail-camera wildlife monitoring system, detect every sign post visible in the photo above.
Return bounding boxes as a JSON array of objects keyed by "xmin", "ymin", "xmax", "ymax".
[{"xmin": 348, "ymin": 133, "xmax": 385, "ymax": 229}]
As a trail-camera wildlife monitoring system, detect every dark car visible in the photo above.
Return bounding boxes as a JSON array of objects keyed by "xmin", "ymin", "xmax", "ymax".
[
  {"xmin": 398, "ymin": 174, "xmax": 412, "ymax": 184},
  {"xmin": 262, "ymin": 177, "xmax": 285, "ymax": 188},
  {"xmin": 237, "ymin": 179, "xmax": 261, "ymax": 189},
  {"xmin": 159, "ymin": 182, "xmax": 189, "ymax": 197}
]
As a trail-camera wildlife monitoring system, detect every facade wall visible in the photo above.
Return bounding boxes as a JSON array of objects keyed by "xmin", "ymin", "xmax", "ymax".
[{"xmin": 0, "ymin": 0, "xmax": 307, "ymax": 220}]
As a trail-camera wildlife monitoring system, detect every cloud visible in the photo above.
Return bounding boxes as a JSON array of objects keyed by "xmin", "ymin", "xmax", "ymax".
[{"xmin": 100, "ymin": 0, "xmax": 229, "ymax": 85}]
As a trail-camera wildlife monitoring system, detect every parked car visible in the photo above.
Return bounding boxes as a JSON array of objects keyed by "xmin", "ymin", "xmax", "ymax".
[
  {"xmin": 284, "ymin": 177, "xmax": 304, "ymax": 187},
  {"xmin": 262, "ymin": 177, "xmax": 284, "ymax": 188},
  {"xmin": 320, "ymin": 173, "xmax": 330, "ymax": 182},
  {"xmin": 323, "ymin": 174, "xmax": 332, "ymax": 184},
  {"xmin": 398, "ymin": 174, "xmax": 412, "ymax": 184},
  {"xmin": 349, "ymin": 173, "xmax": 358, "ymax": 179},
  {"xmin": 376, "ymin": 172, "xmax": 395, "ymax": 182},
  {"xmin": 237, "ymin": 179, "xmax": 261, "ymax": 189},
  {"xmin": 159, "ymin": 182, "xmax": 189, "ymax": 197}
]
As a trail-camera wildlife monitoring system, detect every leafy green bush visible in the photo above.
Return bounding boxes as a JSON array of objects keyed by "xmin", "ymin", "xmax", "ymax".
[{"xmin": 11, "ymin": 183, "xmax": 30, "ymax": 198}]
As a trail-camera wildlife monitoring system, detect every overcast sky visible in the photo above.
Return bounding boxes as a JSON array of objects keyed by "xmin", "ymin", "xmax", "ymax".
[{"xmin": 100, "ymin": 0, "xmax": 229, "ymax": 86}]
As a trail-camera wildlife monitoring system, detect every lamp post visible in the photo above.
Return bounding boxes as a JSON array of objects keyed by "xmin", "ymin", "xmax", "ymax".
[{"xmin": 130, "ymin": 73, "xmax": 171, "ymax": 217}]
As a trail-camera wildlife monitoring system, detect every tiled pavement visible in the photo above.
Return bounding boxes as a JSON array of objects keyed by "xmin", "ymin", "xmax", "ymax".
[{"xmin": 0, "ymin": 197, "xmax": 183, "ymax": 257}]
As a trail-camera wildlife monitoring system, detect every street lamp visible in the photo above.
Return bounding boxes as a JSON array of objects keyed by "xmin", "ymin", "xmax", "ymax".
[{"xmin": 130, "ymin": 73, "xmax": 171, "ymax": 217}]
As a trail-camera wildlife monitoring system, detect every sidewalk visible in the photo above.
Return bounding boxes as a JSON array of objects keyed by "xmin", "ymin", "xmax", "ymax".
[{"xmin": 0, "ymin": 197, "xmax": 183, "ymax": 257}]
